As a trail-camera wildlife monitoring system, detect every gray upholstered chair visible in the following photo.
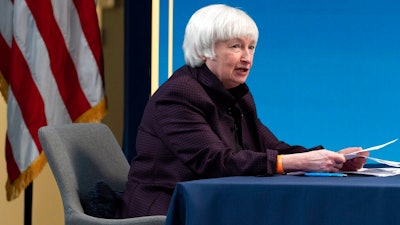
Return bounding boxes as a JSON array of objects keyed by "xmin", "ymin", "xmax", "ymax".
[{"xmin": 38, "ymin": 123, "xmax": 166, "ymax": 225}]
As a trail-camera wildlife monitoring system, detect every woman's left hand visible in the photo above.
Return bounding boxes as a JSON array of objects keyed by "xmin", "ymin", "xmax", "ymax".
[{"xmin": 338, "ymin": 147, "xmax": 369, "ymax": 171}]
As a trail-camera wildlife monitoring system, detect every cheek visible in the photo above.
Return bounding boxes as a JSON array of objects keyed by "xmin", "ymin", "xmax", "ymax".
[
  {"xmin": 210, "ymin": 54, "xmax": 239, "ymax": 75},
  {"xmin": 221, "ymin": 55, "xmax": 239, "ymax": 68}
]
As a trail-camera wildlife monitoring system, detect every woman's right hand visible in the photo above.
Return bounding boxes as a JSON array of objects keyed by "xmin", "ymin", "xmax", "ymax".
[{"xmin": 281, "ymin": 149, "xmax": 348, "ymax": 173}]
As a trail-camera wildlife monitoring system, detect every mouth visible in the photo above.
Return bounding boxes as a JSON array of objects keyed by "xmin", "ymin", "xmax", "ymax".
[
  {"xmin": 235, "ymin": 67, "xmax": 250, "ymax": 74},
  {"xmin": 236, "ymin": 67, "xmax": 250, "ymax": 76}
]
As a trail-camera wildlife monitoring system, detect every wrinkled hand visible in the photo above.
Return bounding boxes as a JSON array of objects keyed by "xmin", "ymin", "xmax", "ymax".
[
  {"xmin": 300, "ymin": 150, "xmax": 347, "ymax": 172},
  {"xmin": 282, "ymin": 150, "xmax": 347, "ymax": 173},
  {"xmin": 338, "ymin": 147, "xmax": 368, "ymax": 171}
]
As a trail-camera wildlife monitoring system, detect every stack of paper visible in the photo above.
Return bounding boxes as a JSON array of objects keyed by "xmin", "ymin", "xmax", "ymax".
[{"xmin": 344, "ymin": 139, "xmax": 400, "ymax": 177}]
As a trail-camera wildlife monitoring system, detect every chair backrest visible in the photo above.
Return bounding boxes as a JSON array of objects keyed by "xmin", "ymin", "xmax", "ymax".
[{"xmin": 39, "ymin": 123, "xmax": 166, "ymax": 225}]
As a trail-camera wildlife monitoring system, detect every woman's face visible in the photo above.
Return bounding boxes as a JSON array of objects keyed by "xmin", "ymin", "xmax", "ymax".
[{"xmin": 204, "ymin": 37, "xmax": 255, "ymax": 89}]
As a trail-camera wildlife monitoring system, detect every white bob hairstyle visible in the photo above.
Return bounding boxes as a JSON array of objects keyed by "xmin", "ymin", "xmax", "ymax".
[{"xmin": 183, "ymin": 4, "xmax": 259, "ymax": 68}]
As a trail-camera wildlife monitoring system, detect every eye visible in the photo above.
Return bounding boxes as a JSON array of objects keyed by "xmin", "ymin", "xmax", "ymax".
[
  {"xmin": 248, "ymin": 45, "xmax": 256, "ymax": 54},
  {"xmin": 231, "ymin": 44, "xmax": 241, "ymax": 48}
]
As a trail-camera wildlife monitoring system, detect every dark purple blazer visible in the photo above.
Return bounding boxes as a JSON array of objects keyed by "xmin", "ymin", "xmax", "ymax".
[{"xmin": 117, "ymin": 64, "xmax": 320, "ymax": 218}]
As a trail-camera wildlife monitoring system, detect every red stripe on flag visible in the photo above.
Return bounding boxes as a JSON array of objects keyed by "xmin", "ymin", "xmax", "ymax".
[
  {"xmin": 5, "ymin": 136, "xmax": 20, "ymax": 182},
  {"xmin": 0, "ymin": 34, "xmax": 10, "ymax": 81},
  {"xmin": 9, "ymin": 38, "xmax": 47, "ymax": 152},
  {"xmin": 73, "ymin": 0, "xmax": 105, "ymax": 79},
  {"xmin": 25, "ymin": 0, "xmax": 91, "ymax": 121}
]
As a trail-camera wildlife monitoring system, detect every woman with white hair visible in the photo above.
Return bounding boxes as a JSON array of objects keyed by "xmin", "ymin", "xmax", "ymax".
[{"xmin": 117, "ymin": 4, "xmax": 367, "ymax": 218}]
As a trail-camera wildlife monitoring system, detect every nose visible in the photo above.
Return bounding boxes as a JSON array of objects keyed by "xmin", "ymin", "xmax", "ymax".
[{"xmin": 241, "ymin": 49, "xmax": 252, "ymax": 63}]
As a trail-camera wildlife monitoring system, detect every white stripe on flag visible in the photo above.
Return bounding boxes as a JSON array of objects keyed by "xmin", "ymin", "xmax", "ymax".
[
  {"xmin": 13, "ymin": 0, "xmax": 71, "ymax": 124},
  {"xmin": 52, "ymin": 0, "xmax": 104, "ymax": 107},
  {"xmin": 7, "ymin": 88, "xmax": 39, "ymax": 171},
  {"xmin": 0, "ymin": 0, "xmax": 13, "ymax": 46}
]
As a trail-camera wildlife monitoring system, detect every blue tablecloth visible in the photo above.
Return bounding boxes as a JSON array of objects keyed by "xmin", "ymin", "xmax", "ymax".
[{"xmin": 166, "ymin": 174, "xmax": 400, "ymax": 225}]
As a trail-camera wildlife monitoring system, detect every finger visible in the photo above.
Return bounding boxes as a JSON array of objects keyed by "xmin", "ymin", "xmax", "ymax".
[
  {"xmin": 329, "ymin": 166, "xmax": 341, "ymax": 173},
  {"xmin": 342, "ymin": 157, "xmax": 366, "ymax": 171},
  {"xmin": 338, "ymin": 147, "xmax": 361, "ymax": 154},
  {"xmin": 335, "ymin": 163, "xmax": 344, "ymax": 170},
  {"xmin": 333, "ymin": 153, "xmax": 346, "ymax": 164},
  {"xmin": 357, "ymin": 151, "xmax": 369, "ymax": 157},
  {"xmin": 350, "ymin": 157, "xmax": 366, "ymax": 165}
]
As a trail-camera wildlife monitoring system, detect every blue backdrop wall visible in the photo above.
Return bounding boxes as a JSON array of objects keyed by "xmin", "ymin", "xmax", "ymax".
[{"xmin": 156, "ymin": 0, "xmax": 400, "ymax": 161}]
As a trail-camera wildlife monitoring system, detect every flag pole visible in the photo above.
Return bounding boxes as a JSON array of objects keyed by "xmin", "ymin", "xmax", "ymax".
[{"xmin": 24, "ymin": 182, "xmax": 33, "ymax": 225}]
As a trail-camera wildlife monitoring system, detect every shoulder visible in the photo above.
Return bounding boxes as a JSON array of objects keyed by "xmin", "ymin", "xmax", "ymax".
[{"xmin": 153, "ymin": 66, "xmax": 209, "ymax": 103}]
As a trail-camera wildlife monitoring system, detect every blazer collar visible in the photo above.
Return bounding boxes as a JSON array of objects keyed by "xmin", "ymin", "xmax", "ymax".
[{"xmin": 190, "ymin": 64, "xmax": 249, "ymax": 109}]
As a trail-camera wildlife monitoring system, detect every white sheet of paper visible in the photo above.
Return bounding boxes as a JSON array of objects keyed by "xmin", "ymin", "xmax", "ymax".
[
  {"xmin": 366, "ymin": 157, "xmax": 400, "ymax": 167},
  {"xmin": 345, "ymin": 167, "xmax": 400, "ymax": 177},
  {"xmin": 344, "ymin": 138, "xmax": 398, "ymax": 160}
]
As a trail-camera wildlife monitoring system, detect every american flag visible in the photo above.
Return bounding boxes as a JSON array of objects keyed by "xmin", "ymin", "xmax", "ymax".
[{"xmin": 0, "ymin": 0, "xmax": 106, "ymax": 201}]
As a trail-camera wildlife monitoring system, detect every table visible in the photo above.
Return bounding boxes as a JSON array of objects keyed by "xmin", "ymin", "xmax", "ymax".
[{"xmin": 165, "ymin": 173, "xmax": 400, "ymax": 225}]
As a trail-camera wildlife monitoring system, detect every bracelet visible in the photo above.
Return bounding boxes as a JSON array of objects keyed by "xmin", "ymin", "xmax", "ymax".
[{"xmin": 276, "ymin": 155, "xmax": 285, "ymax": 174}]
